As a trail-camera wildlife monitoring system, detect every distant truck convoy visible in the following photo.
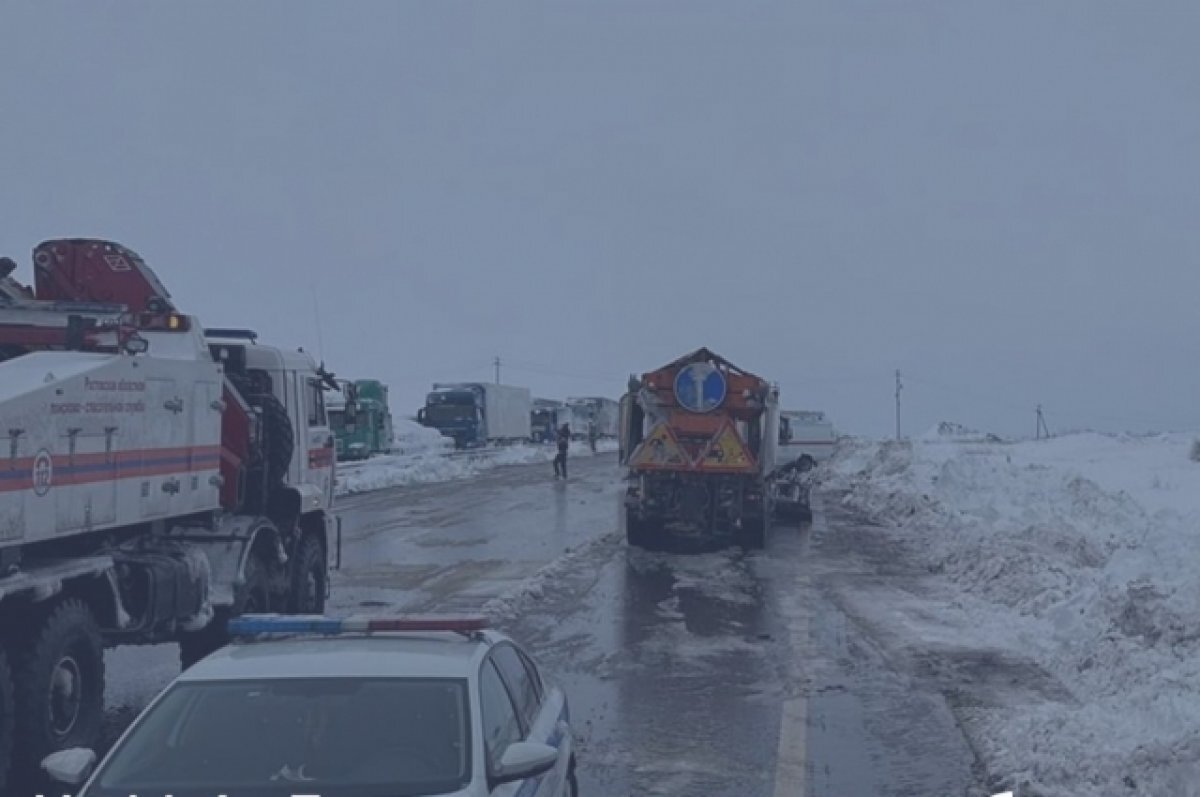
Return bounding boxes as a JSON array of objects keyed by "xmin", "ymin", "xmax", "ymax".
[
  {"xmin": 778, "ymin": 409, "xmax": 836, "ymax": 470},
  {"xmin": 418, "ymin": 382, "xmax": 532, "ymax": 448},
  {"xmin": 566, "ymin": 396, "xmax": 620, "ymax": 439},
  {"xmin": 329, "ymin": 379, "xmax": 394, "ymax": 461},
  {"xmin": 619, "ymin": 348, "xmax": 781, "ymax": 549}
]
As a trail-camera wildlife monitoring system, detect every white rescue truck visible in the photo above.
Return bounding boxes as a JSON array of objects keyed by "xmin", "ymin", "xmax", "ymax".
[{"xmin": 0, "ymin": 239, "xmax": 339, "ymax": 789}]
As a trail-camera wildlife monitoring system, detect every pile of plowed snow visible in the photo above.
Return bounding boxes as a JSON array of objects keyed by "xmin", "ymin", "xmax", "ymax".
[{"xmin": 822, "ymin": 432, "xmax": 1200, "ymax": 797}]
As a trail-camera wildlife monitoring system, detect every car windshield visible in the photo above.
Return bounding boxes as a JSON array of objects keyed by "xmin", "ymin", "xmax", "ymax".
[{"xmin": 90, "ymin": 677, "xmax": 470, "ymax": 797}]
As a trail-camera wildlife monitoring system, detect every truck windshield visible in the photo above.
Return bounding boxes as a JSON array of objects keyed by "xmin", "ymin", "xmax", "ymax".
[
  {"xmin": 329, "ymin": 409, "xmax": 345, "ymax": 431},
  {"xmin": 426, "ymin": 404, "xmax": 475, "ymax": 424},
  {"xmin": 90, "ymin": 677, "xmax": 470, "ymax": 797}
]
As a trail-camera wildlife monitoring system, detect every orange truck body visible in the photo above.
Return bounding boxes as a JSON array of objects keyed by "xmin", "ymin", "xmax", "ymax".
[{"xmin": 619, "ymin": 348, "xmax": 779, "ymax": 548}]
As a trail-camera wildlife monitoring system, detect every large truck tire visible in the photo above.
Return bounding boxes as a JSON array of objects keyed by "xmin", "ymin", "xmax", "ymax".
[
  {"xmin": 0, "ymin": 647, "xmax": 14, "ymax": 795},
  {"xmin": 180, "ymin": 547, "xmax": 274, "ymax": 670},
  {"xmin": 289, "ymin": 532, "xmax": 327, "ymax": 614},
  {"xmin": 13, "ymin": 600, "xmax": 104, "ymax": 776},
  {"xmin": 260, "ymin": 393, "xmax": 295, "ymax": 484}
]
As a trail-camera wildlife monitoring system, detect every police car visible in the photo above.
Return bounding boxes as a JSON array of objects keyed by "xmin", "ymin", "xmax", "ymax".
[{"xmin": 48, "ymin": 615, "xmax": 578, "ymax": 797}]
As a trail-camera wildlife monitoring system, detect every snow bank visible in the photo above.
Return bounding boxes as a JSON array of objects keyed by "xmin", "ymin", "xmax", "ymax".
[
  {"xmin": 336, "ymin": 437, "xmax": 619, "ymax": 496},
  {"xmin": 482, "ymin": 528, "xmax": 621, "ymax": 621},
  {"xmin": 388, "ymin": 418, "xmax": 453, "ymax": 455},
  {"xmin": 822, "ymin": 433, "xmax": 1200, "ymax": 796}
]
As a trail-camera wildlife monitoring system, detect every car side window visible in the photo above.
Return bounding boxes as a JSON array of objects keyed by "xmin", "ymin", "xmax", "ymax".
[
  {"xmin": 491, "ymin": 645, "xmax": 541, "ymax": 731},
  {"xmin": 518, "ymin": 649, "xmax": 544, "ymax": 699},
  {"xmin": 479, "ymin": 659, "xmax": 522, "ymax": 771}
]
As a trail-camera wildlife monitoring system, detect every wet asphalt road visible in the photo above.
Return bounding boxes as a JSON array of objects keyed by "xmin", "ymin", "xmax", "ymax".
[
  {"xmin": 330, "ymin": 454, "xmax": 985, "ymax": 796},
  {"xmin": 85, "ymin": 452, "xmax": 988, "ymax": 797}
]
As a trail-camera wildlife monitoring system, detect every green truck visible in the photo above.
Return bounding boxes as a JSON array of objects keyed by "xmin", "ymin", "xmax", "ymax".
[{"xmin": 329, "ymin": 378, "xmax": 394, "ymax": 461}]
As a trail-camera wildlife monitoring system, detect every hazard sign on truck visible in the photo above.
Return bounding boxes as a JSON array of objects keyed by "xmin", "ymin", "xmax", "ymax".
[{"xmin": 618, "ymin": 348, "xmax": 784, "ymax": 550}]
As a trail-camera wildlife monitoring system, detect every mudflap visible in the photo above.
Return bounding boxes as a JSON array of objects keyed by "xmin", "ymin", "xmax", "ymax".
[{"xmin": 624, "ymin": 507, "xmax": 658, "ymax": 550}]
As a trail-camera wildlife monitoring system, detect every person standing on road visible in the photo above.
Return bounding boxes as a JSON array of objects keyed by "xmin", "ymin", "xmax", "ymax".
[
  {"xmin": 587, "ymin": 421, "xmax": 598, "ymax": 453},
  {"xmin": 554, "ymin": 423, "xmax": 570, "ymax": 479}
]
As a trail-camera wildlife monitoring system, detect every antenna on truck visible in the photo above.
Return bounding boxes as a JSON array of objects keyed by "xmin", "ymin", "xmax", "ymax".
[{"xmin": 311, "ymin": 284, "xmax": 326, "ymax": 364}]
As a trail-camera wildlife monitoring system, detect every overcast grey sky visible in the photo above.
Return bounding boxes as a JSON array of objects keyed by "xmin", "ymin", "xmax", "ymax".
[{"xmin": 3, "ymin": 2, "xmax": 1198, "ymax": 438}]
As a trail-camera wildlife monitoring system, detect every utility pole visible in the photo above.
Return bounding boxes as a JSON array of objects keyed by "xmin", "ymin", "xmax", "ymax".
[
  {"xmin": 1036, "ymin": 404, "xmax": 1050, "ymax": 440},
  {"xmin": 494, "ymin": 356, "xmax": 501, "ymax": 385},
  {"xmin": 895, "ymin": 369, "xmax": 902, "ymax": 440}
]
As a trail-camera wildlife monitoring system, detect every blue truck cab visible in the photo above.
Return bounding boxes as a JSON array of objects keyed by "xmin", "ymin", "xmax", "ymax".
[{"xmin": 418, "ymin": 386, "xmax": 483, "ymax": 448}]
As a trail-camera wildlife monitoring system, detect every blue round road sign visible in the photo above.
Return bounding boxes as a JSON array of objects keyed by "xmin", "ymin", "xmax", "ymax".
[{"xmin": 674, "ymin": 362, "xmax": 726, "ymax": 413}]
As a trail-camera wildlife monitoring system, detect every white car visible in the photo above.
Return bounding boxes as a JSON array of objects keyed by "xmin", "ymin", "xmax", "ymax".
[{"xmin": 48, "ymin": 615, "xmax": 578, "ymax": 797}]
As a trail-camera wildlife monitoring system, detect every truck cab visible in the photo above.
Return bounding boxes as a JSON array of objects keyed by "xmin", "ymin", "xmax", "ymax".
[
  {"xmin": 330, "ymin": 379, "xmax": 393, "ymax": 461},
  {"xmin": 531, "ymin": 399, "xmax": 562, "ymax": 443},
  {"xmin": 205, "ymin": 331, "xmax": 336, "ymax": 513},
  {"xmin": 419, "ymin": 386, "xmax": 483, "ymax": 448},
  {"xmin": 778, "ymin": 409, "xmax": 836, "ymax": 471}
]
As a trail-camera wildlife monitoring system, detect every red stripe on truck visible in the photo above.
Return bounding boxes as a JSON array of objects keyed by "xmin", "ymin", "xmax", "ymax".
[{"xmin": 0, "ymin": 445, "xmax": 221, "ymax": 494}]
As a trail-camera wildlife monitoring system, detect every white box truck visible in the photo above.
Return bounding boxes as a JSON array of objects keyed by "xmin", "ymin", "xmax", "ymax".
[{"xmin": 419, "ymin": 382, "xmax": 532, "ymax": 447}]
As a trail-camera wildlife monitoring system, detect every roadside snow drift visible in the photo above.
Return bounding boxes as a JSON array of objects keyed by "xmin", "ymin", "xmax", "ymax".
[
  {"xmin": 822, "ymin": 431, "xmax": 1200, "ymax": 796},
  {"xmin": 336, "ymin": 423, "xmax": 619, "ymax": 496}
]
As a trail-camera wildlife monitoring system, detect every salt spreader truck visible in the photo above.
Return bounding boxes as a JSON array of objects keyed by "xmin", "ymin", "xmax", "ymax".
[
  {"xmin": 619, "ymin": 348, "xmax": 780, "ymax": 549},
  {"xmin": 0, "ymin": 239, "xmax": 339, "ymax": 788}
]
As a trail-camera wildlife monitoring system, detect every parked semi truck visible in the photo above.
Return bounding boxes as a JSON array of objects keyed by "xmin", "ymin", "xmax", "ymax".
[
  {"xmin": 566, "ymin": 396, "xmax": 620, "ymax": 439},
  {"xmin": 531, "ymin": 399, "xmax": 563, "ymax": 443},
  {"xmin": 330, "ymin": 378, "xmax": 394, "ymax": 461},
  {"xmin": 0, "ymin": 239, "xmax": 338, "ymax": 789},
  {"xmin": 619, "ymin": 348, "xmax": 780, "ymax": 549},
  {"xmin": 418, "ymin": 382, "xmax": 531, "ymax": 448}
]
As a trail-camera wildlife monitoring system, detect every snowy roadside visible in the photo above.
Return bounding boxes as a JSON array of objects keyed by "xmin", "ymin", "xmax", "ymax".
[
  {"xmin": 336, "ymin": 418, "xmax": 619, "ymax": 496},
  {"xmin": 821, "ymin": 429, "xmax": 1200, "ymax": 797}
]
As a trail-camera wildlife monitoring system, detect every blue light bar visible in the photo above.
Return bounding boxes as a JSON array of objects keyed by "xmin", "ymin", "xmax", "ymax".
[
  {"xmin": 226, "ymin": 613, "xmax": 490, "ymax": 639},
  {"xmin": 227, "ymin": 615, "xmax": 348, "ymax": 636}
]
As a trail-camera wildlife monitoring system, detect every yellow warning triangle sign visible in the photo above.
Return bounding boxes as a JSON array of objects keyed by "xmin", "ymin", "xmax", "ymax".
[
  {"xmin": 697, "ymin": 422, "xmax": 755, "ymax": 471},
  {"xmin": 629, "ymin": 423, "xmax": 691, "ymax": 469}
]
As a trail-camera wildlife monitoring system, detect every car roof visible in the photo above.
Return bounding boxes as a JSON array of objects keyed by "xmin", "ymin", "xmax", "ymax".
[{"xmin": 179, "ymin": 631, "xmax": 506, "ymax": 683}]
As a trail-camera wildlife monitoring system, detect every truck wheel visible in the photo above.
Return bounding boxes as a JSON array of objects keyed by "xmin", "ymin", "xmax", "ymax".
[
  {"xmin": 13, "ymin": 600, "xmax": 104, "ymax": 775},
  {"xmin": 180, "ymin": 548, "xmax": 273, "ymax": 670},
  {"xmin": 289, "ymin": 533, "xmax": 327, "ymax": 614},
  {"xmin": 0, "ymin": 647, "xmax": 14, "ymax": 795}
]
